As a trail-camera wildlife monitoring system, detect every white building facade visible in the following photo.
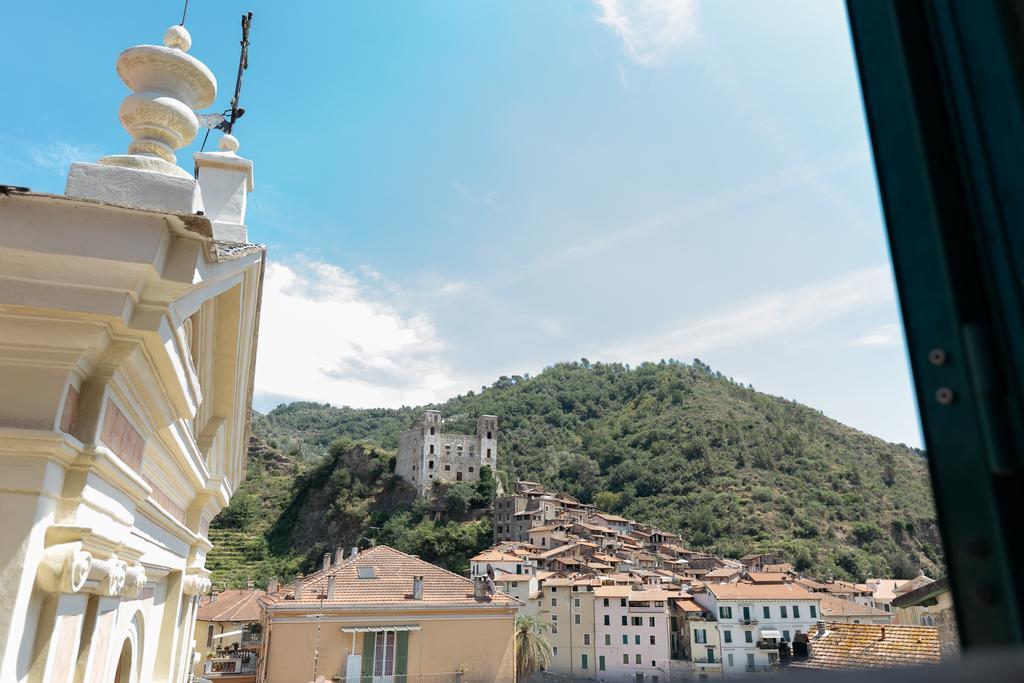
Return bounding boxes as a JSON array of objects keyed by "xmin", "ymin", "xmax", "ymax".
[
  {"xmin": 694, "ymin": 584, "xmax": 821, "ymax": 677},
  {"xmin": 0, "ymin": 23, "xmax": 263, "ymax": 683},
  {"xmin": 594, "ymin": 587, "xmax": 676, "ymax": 683}
]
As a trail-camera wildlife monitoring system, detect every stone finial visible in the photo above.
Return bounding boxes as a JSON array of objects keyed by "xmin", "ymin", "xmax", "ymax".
[{"xmin": 99, "ymin": 25, "xmax": 217, "ymax": 178}]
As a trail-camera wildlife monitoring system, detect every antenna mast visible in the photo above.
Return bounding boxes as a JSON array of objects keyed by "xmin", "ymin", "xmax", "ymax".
[{"xmin": 224, "ymin": 11, "xmax": 253, "ymax": 135}]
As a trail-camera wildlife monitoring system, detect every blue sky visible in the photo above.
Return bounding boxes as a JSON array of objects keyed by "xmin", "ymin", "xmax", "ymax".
[{"xmin": 0, "ymin": 1, "xmax": 923, "ymax": 446}]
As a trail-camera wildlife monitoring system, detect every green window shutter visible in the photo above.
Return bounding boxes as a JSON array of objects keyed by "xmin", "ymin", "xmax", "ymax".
[
  {"xmin": 395, "ymin": 631, "xmax": 409, "ymax": 677},
  {"xmin": 361, "ymin": 633, "xmax": 376, "ymax": 680}
]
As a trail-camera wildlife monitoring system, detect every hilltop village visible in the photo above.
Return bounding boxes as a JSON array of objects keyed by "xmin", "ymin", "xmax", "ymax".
[{"xmin": 191, "ymin": 416, "xmax": 955, "ymax": 682}]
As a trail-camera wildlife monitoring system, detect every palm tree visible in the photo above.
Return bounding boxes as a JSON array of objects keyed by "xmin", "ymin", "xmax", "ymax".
[{"xmin": 514, "ymin": 614, "xmax": 551, "ymax": 682}]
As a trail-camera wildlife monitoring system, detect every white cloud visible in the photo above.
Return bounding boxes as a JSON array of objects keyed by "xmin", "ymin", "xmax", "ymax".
[
  {"xmin": 29, "ymin": 142, "xmax": 100, "ymax": 176},
  {"xmin": 597, "ymin": 265, "xmax": 895, "ymax": 362},
  {"xmin": 254, "ymin": 259, "xmax": 467, "ymax": 408},
  {"xmin": 453, "ymin": 180, "xmax": 498, "ymax": 210},
  {"xmin": 855, "ymin": 323, "xmax": 902, "ymax": 347},
  {"xmin": 593, "ymin": 0, "xmax": 699, "ymax": 66}
]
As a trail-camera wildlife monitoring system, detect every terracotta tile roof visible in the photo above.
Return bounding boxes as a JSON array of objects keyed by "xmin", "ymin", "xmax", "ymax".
[
  {"xmin": 197, "ymin": 588, "xmax": 266, "ymax": 622},
  {"xmin": 707, "ymin": 582, "xmax": 818, "ymax": 601},
  {"xmin": 594, "ymin": 585, "xmax": 632, "ymax": 597},
  {"xmin": 818, "ymin": 595, "xmax": 893, "ymax": 619},
  {"xmin": 263, "ymin": 546, "xmax": 519, "ymax": 608},
  {"xmin": 704, "ymin": 568, "xmax": 741, "ymax": 579},
  {"xmin": 763, "ymin": 563, "xmax": 794, "ymax": 573},
  {"xmin": 471, "ymin": 550, "xmax": 523, "ymax": 563},
  {"xmin": 796, "ymin": 577, "xmax": 830, "ymax": 591},
  {"xmin": 789, "ymin": 623, "xmax": 940, "ymax": 670},
  {"xmin": 747, "ymin": 572, "xmax": 788, "ymax": 584}
]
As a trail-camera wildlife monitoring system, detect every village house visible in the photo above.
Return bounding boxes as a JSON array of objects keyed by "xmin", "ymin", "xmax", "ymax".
[
  {"xmin": 193, "ymin": 583, "xmax": 266, "ymax": 681},
  {"xmin": 537, "ymin": 577, "xmax": 600, "ymax": 678},
  {"xmin": 694, "ymin": 582, "xmax": 823, "ymax": 677},
  {"xmin": 817, "ymin": 595, "xmax": 894, "ymax": 625},
  {"xmin": 866, "ymin": 574, "xmax": 935, "ymax": 616},
  {"xmin": 593, "ymin": 586, "xmax": 681, "ymax": 683},
  {"xmin": 0, "ymin": 21, "xmax": 263, "ymax": 683},
  {"xmin": 258, "ymin": 546, "xmax": 520, "ymax": 683}
]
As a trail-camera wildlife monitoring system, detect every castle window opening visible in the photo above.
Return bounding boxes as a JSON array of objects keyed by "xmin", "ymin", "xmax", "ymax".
[
  {"xmin": 428, "ymin": 461, "xmax": 434, "ymax": 469},
  {"xmin": 430, "ymin": 427, "xmax": 435, "ymax": 435},
  {"xmin": 429, "ymin": 444, "xmax": 434, "ymax": 454},
  {"xmin": 457, "ymin": 471, "xmax": 463, "ymax": 481},
  {"xmin": 487, "ymin": 431, "xmax": 492, "ymax": 439},
  {"xmin": 445, "ymin": 465, "xmax": 451, "ymax": 471},
  {"xmin": 487, "ymin": 449, "xmax": 491, "ymax": 458}
]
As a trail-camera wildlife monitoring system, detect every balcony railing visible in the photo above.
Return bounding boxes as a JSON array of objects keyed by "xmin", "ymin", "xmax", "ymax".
[
  {"xmin": 739, "ymin": 618, "xmax": 759, "ymax": 625},
  {"xmin": 204, "ymin": 657, "xmax": 257, "ymax": 676},
  {"xmin": 240, "ymin": 631, "xmax": 262, "ymax": 645},
  {"xmin": 692, "ymin": 658, "xmax": 719, "ymax": 666},
  {"xmin": 755, "ymin": 640, "xmax": 778, "ymax": 650},
  {"xmin": 745, "ymin": 665, "xmax": 775, "ymax": 674}
]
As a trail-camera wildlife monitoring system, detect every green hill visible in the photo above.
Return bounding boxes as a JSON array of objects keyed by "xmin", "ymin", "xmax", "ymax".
[{"xmin": 209, "ymin": 359, "xmax": 942, "ymax": 587}]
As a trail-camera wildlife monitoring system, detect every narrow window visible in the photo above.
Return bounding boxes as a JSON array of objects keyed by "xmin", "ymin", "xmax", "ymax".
[
  {"xmin": 649, "ymin": 617, "xmax": 655, "ymax": 627},
  {"xmin": 723, "ymin": 631, "xmax": 732, "ymax": 643},
  {"xmin": 428, "ymin": 460, "xmax": 434, "ymax": 469},
  {"xmin": 551, "ymin": 598, "xmax": 557, "ymax": 607},
  {"xmin": 430, "ymin": 427, "xmax": 435, "ymax": 435},
  {"xmin": 635, "ymin": 654, "xmax": 642, "ymax": 665},
  {"xmin": 622, "ymin": 634, "xmax": 628, "ymax": 645},
  {"xmin": 622, "ymin": 615, "xmax": 628, "ymax": 626},
  {"xmin": 487, "ymin": 431, "xmax": 493, "ymax": 439},
  {"xmin": 650, "ymin": 635, "xmax": 656, "ymax": 645},
  {"xmin": 206, "ymin": 624, "xmax": 214, "ymax": 647},
  {"xmin": 793, "ymin": 605, "xmax": 800, "ymax": 619},
  {"xmin": 574, "ymin": 614, "xmax": 581, "ymax": 625},
  {"xmin": 599, "ymin": 656, "xmax": 606, "ymax": 671},
  {"xmin": 747, "ymin": 653, "xmax": 755, "ymax": 669},
  {"xmin": 605, "ymin": 634, "xmax": 611, "ymax": 646},
  {"xmin": 635, "ymin": 635, "xmax": 640, "ymax": 645},
  {"xmin": 581, "ymin": 654, "xmax": 589, "ymax": 670},
  {"xmin": 783, "ymin": 630, "xmax": 790, "ymax": 641},
  {"xmin": 604, "ymin": 615, "xmax": 610, "ymax": 626},
  {"xmin": 603, "ymin": 598, "xmax": 610, "ymax": 607},
  {"xmin": 621, "ymin": 598, "xmax": 627, "ymax": 607},
  {"xmin": 744, "ymin": 631, "xmax": 753, "ymax": 643},
  {"xmin": 810, "ymin": 605, "xmax": 817, "ymax": 618},
  {"xmin": 623, "ymin": 654, "xmax": 629, "ymax": 665},
  {"xmin": 584, "ymin": 634, "xmax": 591, "ymax": 645},
  {"xmin": 429, "ymin": 444, "xmax": 434, "ymax": 454},
  {"xmin": 780, "ymin": 606, "xmax": 788, "ymax": 618},
  {"xmin": 763, "ymin": 606, "xmax": 770, "ymax": 619}
]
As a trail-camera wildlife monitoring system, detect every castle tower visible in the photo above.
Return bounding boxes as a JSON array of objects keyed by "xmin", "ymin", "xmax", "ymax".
[
  {"xmin": 0, "ymin": 22, "xmax": 264, "ymax": 683},
  {"xmin": 477, "ymin": 415, "xmax": 498, "ymax": 472},
  {"xmin": 396, "ymin": 412, "xmax": 498, "ymax": 497}
]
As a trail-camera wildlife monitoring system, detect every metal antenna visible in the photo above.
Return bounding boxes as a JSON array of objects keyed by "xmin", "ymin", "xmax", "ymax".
[
  {"xmin": 224, "ymin": 11, "xmax": 253, "ymax": 135},
  {"xmin": 180, "ymin": 0, "xmax": 190, "ymax": 26}
]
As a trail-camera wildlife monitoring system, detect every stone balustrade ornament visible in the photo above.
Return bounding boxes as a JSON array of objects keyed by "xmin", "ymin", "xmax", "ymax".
[
  {"xmin": 99, "ymin": 25, "xmax": 217, "ymax": 178},
  {"xmin": 123, "ymin": 564, "xmax": 148, "ymax": 599},
  {"xmin": 36, "ymin": 542, "xmax": 93, "ymax": 594}
]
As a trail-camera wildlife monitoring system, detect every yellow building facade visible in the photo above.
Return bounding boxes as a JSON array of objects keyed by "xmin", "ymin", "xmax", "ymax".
[{"xmin": 258, "ymin": 547, "xmax": 519, "ymax": 683}]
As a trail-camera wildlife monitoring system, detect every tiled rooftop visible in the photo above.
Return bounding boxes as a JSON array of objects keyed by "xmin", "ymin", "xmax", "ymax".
[
  {"xmin": 263, "ymin": 545, "xmax": 520, "ymax": 608},
  {"xmin": 789, "ymin": 622, "xmax": 940, "ymax": 670},
  {"xmin": 197, "ymin": 588, "xmax": 266, "ymax": 622},
  {"xmin": 707, "ymin": 582, "xmax": 817, "ymax": 601}
]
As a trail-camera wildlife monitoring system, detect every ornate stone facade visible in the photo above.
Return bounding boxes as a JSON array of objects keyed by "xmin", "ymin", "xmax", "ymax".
[
  {"xmin": 0, "ymin": 22, "xmax": 263, "ymax": 683},
  {"xmin": 394, "ymin": 411, "xmax": 498, "ymax": 497}
]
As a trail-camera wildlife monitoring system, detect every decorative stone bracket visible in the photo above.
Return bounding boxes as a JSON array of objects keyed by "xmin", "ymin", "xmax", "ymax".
[
  {"xmin": 36, "ymin": 542, "xmax": 93, "ymax": 594},
  {"xmin": 182, "ymin": 574, "xmax": 212, "ymax": 596},
  {"xmin": 36, "ymin": 543, "xmax": 147, "ymax": 598}
]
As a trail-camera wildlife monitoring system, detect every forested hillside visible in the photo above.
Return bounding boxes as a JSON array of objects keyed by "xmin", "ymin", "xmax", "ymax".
[{"xmin": 210, "ymin": 359, "xmax": 942, "ymax": 587}]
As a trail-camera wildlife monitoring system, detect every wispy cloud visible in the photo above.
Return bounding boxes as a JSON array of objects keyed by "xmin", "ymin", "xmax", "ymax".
[
  {"xmin": 593, "ymin": 0, "xmax": 699, "ymax": 66},
  {"xmin": 254, "ymin": 259, "xmax": 468, "ymax": 408},
  {"xmin": 596, "ymin": 265, "xmax": 895, "ymax": 362},
  {"xmin": 453, "ymin": 180, "xmax": 498, "ymax": 211},
  {"xmin": 854, "ymin": 323, "xmax": 902, "ymax": 348},
  {"xmin": 488, "ymin": 148, "xmax": 870, "ymax": 291},
  {"xmin": 29, "ymin": 142, "xmax": 100, "ymax": 176}
]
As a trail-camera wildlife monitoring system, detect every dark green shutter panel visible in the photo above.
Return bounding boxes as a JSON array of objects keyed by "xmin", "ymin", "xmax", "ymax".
[
  {"xmin": 361, "ymin": 632, "xmax": 376, "ymax": 680},
  {"xmin": 395, "ymin": 631, "xmax": 409, "ymax": 676}
]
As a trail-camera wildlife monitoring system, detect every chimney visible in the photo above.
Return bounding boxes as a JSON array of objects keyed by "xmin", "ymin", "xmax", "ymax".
[
  {"xmin": 210, "ymin": 589, "xmax": 219, "ymax": 602},
  {"xmin": 879, "ymin": 626, "xmax": 886, "ymax": 641},
  {"xmin": 350, "ymin": 547, "xmax": 359, "ymax": 559},
  {"xmin": 815, "ymin": 620, "xmax": 826, "ymax": 637},
  {"xmin": 335, "ymin": 546, "xmax": 345, "ymax": 565},
  {"xmin": 412, "ymin": 576, "xmax": 424, "ymax": 600},
  {"xmin": 294, "ymin": 576, "xmax": 304, "ymax": 601},
  {"xmin": 473, "ymin": 577, "xmax": 488, "ymax": 601},
  {"xmin": 247, "ymin": 578, "xmax": 255, "ymax": 591},
  {"xmin": 327, "ymin": 575, "xmax": 336, "ymax": 601},
  {"xmin": 323, "ymin": 552, "xmax": 333, "ymax": 571},
  {"xmin": 268, "ymin": 578, "xmax": 279, "ymax": 594}
]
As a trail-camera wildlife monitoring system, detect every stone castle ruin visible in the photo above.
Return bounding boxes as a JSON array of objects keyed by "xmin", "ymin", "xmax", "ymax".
[{"xmin": 395, "ymin": 410, "xmax": 497, "ymax": 497}]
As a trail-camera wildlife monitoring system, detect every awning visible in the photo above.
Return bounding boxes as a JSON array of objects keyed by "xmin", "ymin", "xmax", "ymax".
[
  {"xmin": 341, "ymin": 625, "xmax": 422, "ymax": 633},
  {"xmin": 759, "ymin": 630, "xmax": 781, "ymax": 639},
  {"xmin": 211, "ymin": 630, "xmax": 243, "ymax": 640}
]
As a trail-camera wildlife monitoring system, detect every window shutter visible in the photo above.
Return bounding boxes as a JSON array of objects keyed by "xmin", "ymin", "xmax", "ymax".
[
  {"xmin": 395, "ymin": 631, "xmax": 409, "ymax": 677},
  {"xmin": 361, "ymin": 633, "xmax": 376, "ymax": 680}
]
